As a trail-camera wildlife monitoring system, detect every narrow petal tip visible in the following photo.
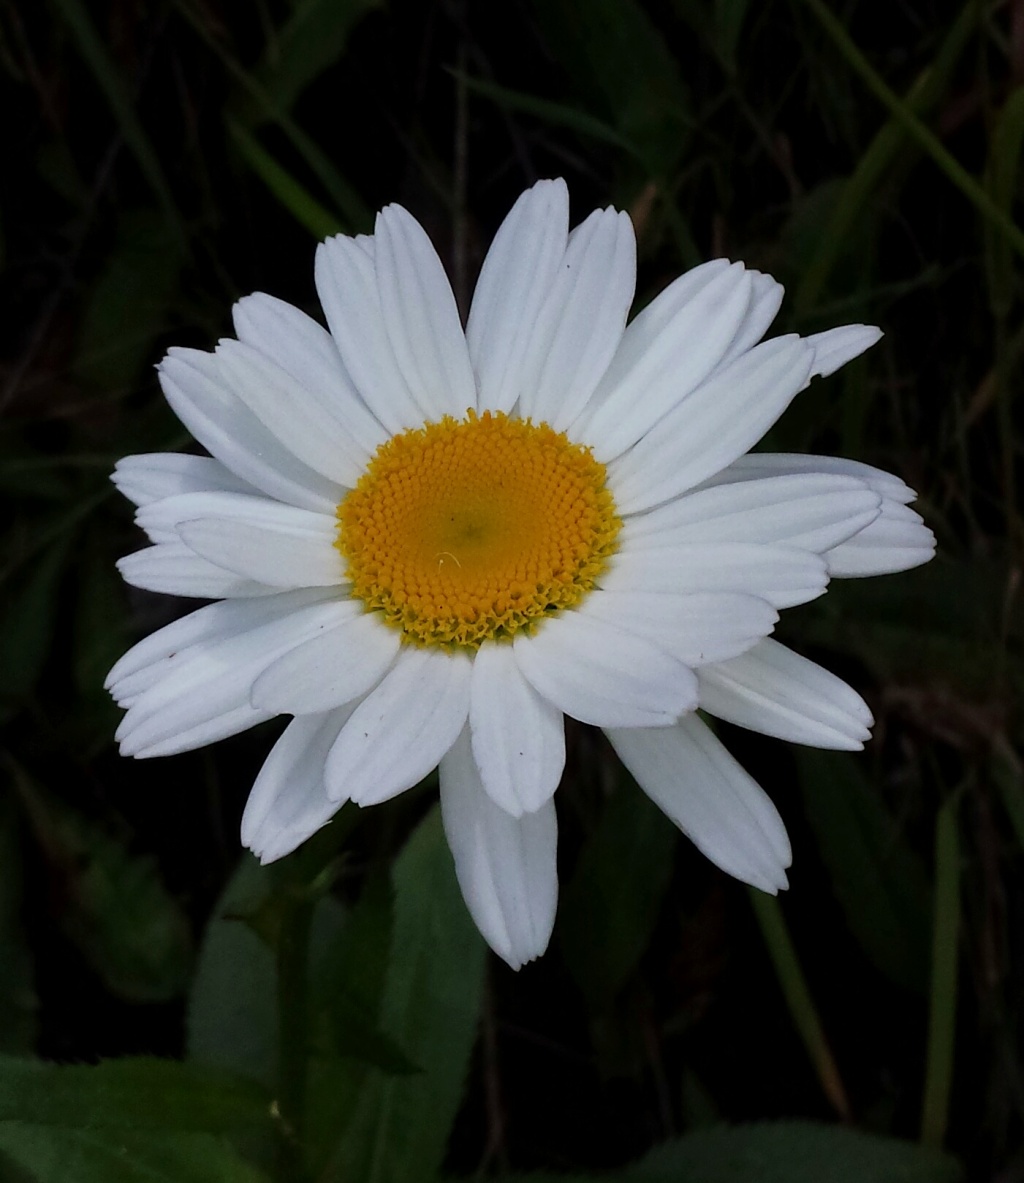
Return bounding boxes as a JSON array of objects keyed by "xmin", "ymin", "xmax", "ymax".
[{"xmin": 807, "ymin": 324, "xmax": 883, "ymax": 379}]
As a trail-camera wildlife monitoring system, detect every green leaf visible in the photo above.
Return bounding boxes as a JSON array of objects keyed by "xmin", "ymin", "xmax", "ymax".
[
  {"xmin": 560, "ymin": 783, "xmax": 676, "ymax": 1011},
  {"xmin": 310, "ymin": 872, "xmax": 416, "ymax": 1074},
  {"xmin": 797, "ymin": 750, "xmax": 931, "ymax": 993},
  {"xmin": 799, "ymin": 557, "xmax": 1015, "ymax": 700},
  {"xmin": 249, "ymin": 0, "xmax": 381, "ymax": 117},
  {"xmin": 629, "ymin": 1121, "xmax": 964, "ymax": 1182},
  {"xmin": 187, "ymin": 857, "xmax": 280, "ymax": 1087},
  {"xmin": 712, "ymin": 0, "xmax": 753, "ymax": 69},
  {"xmin": 0, "ymin": 1125, "xmax": 269, "ymax": 1183},
  {"xmin": 453, "ymin": 1124, "xmax": 963, "ymax": 1183},
  {"xmin": 188, "ymin": 851, "xmax": 372, "ymax": 1091},
  {"xmin": 317, "ymin": 807, "xmax": 486, "ymax": 1183},
  {"xmin": 453, "ymin": 1177, "xmax": 601, "ymax": 1183},
  {"xmin": 8, "ymin": 763, "xmax": 193, "ymax": 1004},
  {"xmin": 0, "ymin": 1056, "xmax": 270, "ymax": 1135},
  {"xmin": 530, "ymin": 0, "xmax": 692, "ymax": 171},
  {"xmin": 304, "ymin": 872, "xmax": 405, "ymax": 1172},
  {"xmin": 72, "ymin": 209, "xmax": 183, "ymax": 397}
]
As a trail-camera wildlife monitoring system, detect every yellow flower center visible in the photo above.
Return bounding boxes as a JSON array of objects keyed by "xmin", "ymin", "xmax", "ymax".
[{"xmin": 336, "ymin": 410, "xmax": 620, "ymax": 649}]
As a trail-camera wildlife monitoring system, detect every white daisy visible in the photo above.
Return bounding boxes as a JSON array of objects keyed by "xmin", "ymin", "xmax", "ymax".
[{"xmin": 106, "ymin": 179, "xmax": 935, "ymax": 969}]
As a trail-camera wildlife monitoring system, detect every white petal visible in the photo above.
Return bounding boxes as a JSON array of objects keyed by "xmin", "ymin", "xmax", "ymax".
[
  {"xmin": 698, "ymin": 638, "xmax": 873, "ymax": 749},
  {"xmin": 178, "ymin": 520, "xmax": 339, "ymax": 589},
  {"xmin": 709, "ymin": 452, "xmax": 917, "ymax": 505},
  {"xmin": 466, "ymin": 179, "xmax": 570, "ymax": 413},
  {"xmin": 139, "ymin": 489, "xmax": 333, "ymax": 535},
  {"xmin": 578, "ymin": 261, "xmax": 754, "ymax": 459},
  {"xmin": 469, "ymin": 642, "xmax": 566, "ymax": 817},
  {"xmin": 581, "ymin": 259, "xmax": 730, "ymax": 392},
  {"xmin": 120, "ymin": 703, "xmax": 274, "ymax": 761},
  {"xmin": 141, "ymin": 491, "xmax": 340, "ymax": 589},
  {"xmin": 158, "ymin": 349, "xmax": 341, "ymax": 513},
  {"xmin": 608, "ymin": 335, "xmax": 815, "ymax": 514},
  {"xmin": 374, "ymin": 203, "xmax": 477, "ymax": 418},
  {"xmin": 314, "ymin": 234, "xmax": 429, "ymax": 434},
  {"xmin": 324, "ymin": 647, "xmax": 471, "ymax": 805},
  {"xmin": 607, "ymin": 714, "xmax": 791, "ymax": 893},
  {"xmin": 600, "ymin": 543, "xmax": 828, "ymax": 609},
  {"xmin": 806, "ymin": 325, "xmax": 882, "ymax": 378},
  {"xmin": 576, "ymin": 590, "xmax": 778, "ymax": 667},
  {"xmin": 251, "ymin": 606, "xmax": 399, "ymax": 714},
  {"xmin": 440, "ymin": 725, "xmax": 557, "ymax": 969},
  {"xmin": 517, "ymin": 208, "xmax": 636, "ymax": 430},
  {"xmin": 211, "ymin": 339, "xmax": 368, "ymax": 487},
  {"xmin": 117, "ymin": 542, "xmax": 274, "ymax": 599},
  {"xmin": 112, "ymin": 453, "xmax": 254, "ymax": 507},
  {"xmin": 241, "ymin": 710, "xmax": 352, "ymax": 864},
  {"xmin": 621, "ymin": 474, "xmax": 881, "ymax": 554},
  {"xmin": 106, "ymin": 589, "xmax": 331, "ymax": 705},
  {"xmin": 514, "ymin": 612, "xmax": 697, "ymax": 729},
  {"xmin": 717, "ymin": 270, "xmax": 785, "ymax": 367},
  {"xmin": 114, "ymin": 595, "xmax": 347, "ymax": 757},
  {"xmin": 232, "ymin": 292, "xmax": 388, "ymax": 458},
  {"xmin": 825, "ymin": 499, "xmax": 936, "ymax": 576},
  {"xmin": 700, "ymin": 454, "xmax": 934, "ymax": 577}
]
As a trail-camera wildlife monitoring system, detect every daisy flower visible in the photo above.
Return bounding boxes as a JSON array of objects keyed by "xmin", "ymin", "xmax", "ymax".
[{"xmin": 106, "ymin": 180, "xmax": 935, "ymax": 968}]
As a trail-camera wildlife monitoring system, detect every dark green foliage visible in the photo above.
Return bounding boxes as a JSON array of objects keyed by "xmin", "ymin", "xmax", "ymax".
[
  {"xmin": 485, "ymin": 1121, "xmax": 963, "ymax": 1182},
  {"xmin": 0, "ymin": 1055, "xmax": 271, "ymax": 1134},
  {"xmin": 0, "ymin": 1128, "xmax": 271, "ymax": 1183},
  {"xmin": 8, "ymin": 762, "xmax": 194, "ymax": 1004},
  {"xmin": 312, "ymin": 809, "xmax": 486, "ymax": 1183},
  {"xmin": 632, "ymin": 1122, "xmax": 965, "ymax": 1182},
  {"xmin": 560, "ymin": 777, "xmax": 677, "ymax": 1012},
  {"xmin": 187, "ymin": 856, "xmax": 282, "ymax": 1087},
  {"xmin": 797, "ymin": 750, "xmax": 932, "ymax": 994}
]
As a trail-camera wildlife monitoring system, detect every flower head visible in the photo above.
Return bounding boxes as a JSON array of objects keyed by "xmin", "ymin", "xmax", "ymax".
[{"xmin": 107, "ymin": 180, "xmax": 935, "ymax": 968}]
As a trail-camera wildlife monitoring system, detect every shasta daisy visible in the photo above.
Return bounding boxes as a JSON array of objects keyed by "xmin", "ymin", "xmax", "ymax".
[{"xmin": 107, "ymin": 179, "xmax": 935, "ymax": 968}]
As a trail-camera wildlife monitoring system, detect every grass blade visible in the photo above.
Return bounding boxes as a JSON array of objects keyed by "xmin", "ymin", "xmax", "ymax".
[
  {"xmin": 452, "ymin": 70, "xmax": 638, "ymax": 155},
  {"xmin": 228, "ymin": 122, "xmax": 344, "ymax": 240},
  {"xmin": 175, "ymin": 0, "xmax": 370, "ymax": 231},
  {"xmin": 748, "ymin": 889, "xmax": 851, "ymax": 1119},
  {"xmin": 800, "ymin": 0, "xmax": 1024, "ymax": 268},
  {"xmin": 50, "ymin": 0, "xmax": 184, "ymax": 242},
  {"xmin": 794, "ymin": 0, "xmax": 978, "ymax": 315}
]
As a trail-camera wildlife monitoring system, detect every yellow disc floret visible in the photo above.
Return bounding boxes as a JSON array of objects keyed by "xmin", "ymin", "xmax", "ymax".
[{"xmin": 336, "ymin": 410, "xmax": 621, "ymax": 649}]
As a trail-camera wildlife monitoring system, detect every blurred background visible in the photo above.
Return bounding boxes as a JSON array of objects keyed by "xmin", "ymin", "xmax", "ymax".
[{"xmin": 0, "ymin": 0, "xmax": 1021, "ymax": 1180}]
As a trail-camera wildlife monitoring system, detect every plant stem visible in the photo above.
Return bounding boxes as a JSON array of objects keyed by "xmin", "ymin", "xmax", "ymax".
[
  {"xmin": 749, "ymin": 888, "xmax": 851, "ymax": 1120},
  {"xmin": 921, "ymin": 796, "xmax": 961, "ymax": 1148}
]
